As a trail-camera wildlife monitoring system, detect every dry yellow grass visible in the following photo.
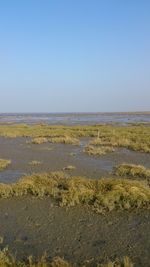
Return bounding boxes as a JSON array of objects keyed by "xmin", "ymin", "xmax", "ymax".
[
  {"xmin": 0, "ymin": 248, "xmax": 134, "ymax": 267},
  {"xmin": 0, "ymin": 172, "xmax": 149, "ymax": 213},
  {"xmin": 48, "ymin": 136, "xmax": 80, "ymax": 145},
  {"xmin": 84, "ymin": 145, "xmax": 115, "ymax": 156},
  {"xmin": 31, "ymin": 136, "xmax": 79, "ymax": 145},
  {"xmin": 31, "ymin": 137, "xmax": 48, "ymax": 144},
  {"xmin": 114, "ymin": 164, "xmax": 150, "ymax": 179},
  {"xmin": 0, "ymin": 159, "xmax": 11, "ymax": 171}
]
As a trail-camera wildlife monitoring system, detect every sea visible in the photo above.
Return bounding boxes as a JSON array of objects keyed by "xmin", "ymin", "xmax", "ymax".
[{"xmin": 0, "ymin": 113, "xmax": 150, "ymax": 125}]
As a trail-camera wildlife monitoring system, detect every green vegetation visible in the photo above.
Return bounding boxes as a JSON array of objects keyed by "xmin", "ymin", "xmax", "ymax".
[
  {"xmin": 31, "ymin": 136, "xmax": 79, "ymax": 145},
  {"xmin": 0, "ymin": 123, "xmax": 150, "ymax": 152},
  {"xmin": 0, "ymin": 172, "xmax": 149, "ymax": 213},
  {"xmin": 114, "ymin": 163, "xmax": 150, "ymax": 179},
  {"xmin": 49, "ymin": 136, "xmax": 80, "ymax": 145},
  {"xmin": 31, "ymin": 137, "xmax": 48, "ymax": 144},
  {"xmin": 0, "ymin": 248, "xmax": 134, "ymax": 266},
  {"xmin": 0, "ymin": 159, "xmax": 11, "ymax": 171},
  {"xmin": 84, "ymin": 145, "xmax": 115, "ymax": 156}
]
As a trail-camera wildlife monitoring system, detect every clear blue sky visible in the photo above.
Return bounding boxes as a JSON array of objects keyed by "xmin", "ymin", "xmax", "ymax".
[{"xmin": 0, "ymin": 0, "xmax": 150, "ymax": 112}]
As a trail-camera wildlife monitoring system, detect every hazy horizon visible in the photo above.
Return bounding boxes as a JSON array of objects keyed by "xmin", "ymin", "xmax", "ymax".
[
  {"xmin": 0, "ymin": 1, "xmax": 150, "ymax": 112},
  {"xmin": 0, "ymin": 111, "xmax": 150, "ymax": 114}
]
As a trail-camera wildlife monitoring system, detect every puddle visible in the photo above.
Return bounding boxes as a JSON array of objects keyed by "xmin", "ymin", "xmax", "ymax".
[{"xmin": 0, "ymin": 170, "xmax": 26, "ymax": 183}]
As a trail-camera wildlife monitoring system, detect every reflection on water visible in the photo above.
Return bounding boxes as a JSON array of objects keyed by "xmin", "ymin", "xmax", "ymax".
[{"xmin": 0, "ymin": 113, "xmax": 150, "ymax": 125}]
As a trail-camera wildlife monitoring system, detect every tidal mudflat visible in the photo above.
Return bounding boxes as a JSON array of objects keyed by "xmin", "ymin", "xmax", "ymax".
[{"xmin": 0, "ymin": 123, "xmax": 150, "ymax": 266}]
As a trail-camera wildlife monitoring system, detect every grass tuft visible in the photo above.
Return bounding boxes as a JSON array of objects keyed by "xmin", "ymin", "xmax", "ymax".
[
  {"xmin": 114, "ymin": 164, "xmax": 150, "ymax": 179},
  {"xmin": 49, "ymin": 136, "xmax": 80, "ymax": 145},
  {"xmin": 84, "ymin": 145, "xmax": 115, "ymax": 156},
  {"xmin": 0, "ymin": 159, "xmax": 11, "ymax": 171},
  {"xmin": 0, "ymin": 248, "xmax": 134, "ymax": 267},
  {"xmin": 63, "ymin": 165, "xmax": 76, "ymax": 171},
  {"xmin": 0, "ymin": 172, "xmax": 149, "ymax": 213},
  {"xmin": 31, "ymin": 137, "xmax": 48, "ymax": 144}
]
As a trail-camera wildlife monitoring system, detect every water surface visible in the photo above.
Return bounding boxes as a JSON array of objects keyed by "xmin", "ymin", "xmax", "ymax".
[{"xmin": 0, "ymin": 112, "xmax": 150, "ymax": 125}]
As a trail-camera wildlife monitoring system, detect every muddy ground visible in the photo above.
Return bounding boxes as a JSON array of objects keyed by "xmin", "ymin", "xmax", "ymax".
[
  {"xmin": 0, "ymin": 197, "xmax": 149, "ymax": 266},
  {"xmin": 0, "ymin": 137, "xmax": 150, "ymax": 266}
]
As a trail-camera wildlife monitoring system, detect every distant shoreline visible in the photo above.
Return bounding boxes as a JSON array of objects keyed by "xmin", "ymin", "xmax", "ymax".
[
  {"xmin": 0, "ymin": 112, "xmax": 150, "ymax": 125},
  {"xmin": 0, "ymin": 111, "xmax": 150, "ymax": 115}
]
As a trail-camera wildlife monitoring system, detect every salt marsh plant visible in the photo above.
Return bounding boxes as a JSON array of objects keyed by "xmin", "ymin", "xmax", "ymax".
[
  {"xmin": 114, "ymin": 163, "xmax": 150, "ymax": 179},
  {"xmin": 0, "ymin": 247, "xmax": 134, "ymax": 267},
  {"xmin": 0, "ymin": 172, "xmax": 149, "ymax": 213},
  {"xmin": 0, "ymin": 123, "xmax": 150, "ymax": 152},
  {"xmin": 31, "ymin": 136, "xmax": 79, "ymax": 145},
  {"xmin": 31, "ymin": 137, "xmax": 48, "ymax": 144},
  {"xmin": 0, "ymin": 159, "xmax": 11, "ymax": 171},
  {"xmin": 84, "ymin": 145, "xmax": 115, "ymax": 156}
]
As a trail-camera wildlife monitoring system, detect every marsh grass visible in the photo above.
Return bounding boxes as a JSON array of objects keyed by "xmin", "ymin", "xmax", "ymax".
[
  {"xmin": 0, "ymin": 172, "xmax": 149, "ymax": 213},
  {"xmin": 31, "ymin": 136, "xmax": 79, "ymax": 145},
  {"xmin": 48, "ymin": 136, "xmax": 80, "ymax": 145},
  {"xmin": 84, "ymin": 145, "xmax": 115, "ymax": 156},
  {"xmin": 0, "ymin": 123, "xmax": 150, "ymax": 152},
  {"xmin": 31, "ymin": 137, "xmax": 48, "ymax": 144},
  {"xmin": 114, "ymin": 164, "xmax": 150, "ymax": 179},
  {"xmin": 0, "ymin": 248, "xmax": 134, "ymax": 267},
  {"xmin": 0, "ymin": 159, "xmax": 11, "ymax": 171}
]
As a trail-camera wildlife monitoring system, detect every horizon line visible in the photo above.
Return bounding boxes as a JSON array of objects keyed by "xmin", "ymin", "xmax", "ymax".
[{"xmin": 0, "ymin": 111, "xmax": 150, "ymax": 114}]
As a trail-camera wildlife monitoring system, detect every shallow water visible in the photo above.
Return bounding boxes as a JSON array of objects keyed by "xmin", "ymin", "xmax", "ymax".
[
  {"xmin": 0, "ymin": 112, "xmax": 150, "ymax": 125},
  {"xmin": 0, "ymin": 137, "xmax": 150, "ymax": 183},
  {"xmin": 0, "ymin": 170, "xmax": 25, "ymax": 183}
]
